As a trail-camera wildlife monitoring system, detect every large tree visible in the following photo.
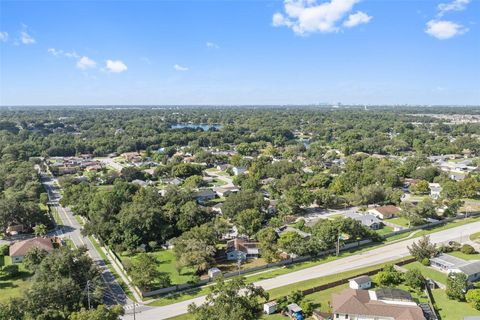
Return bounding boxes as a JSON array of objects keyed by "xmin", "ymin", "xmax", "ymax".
[{"xmin": 188, "ymin": 277, "xmax": 268, "ymax": 320}]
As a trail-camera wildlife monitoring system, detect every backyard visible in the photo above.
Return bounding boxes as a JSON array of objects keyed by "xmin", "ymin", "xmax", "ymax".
[
  {"xmin": 432, "ymin": 289, "xmax": 480, "ymax": 320},
  {"xmin": 120, "ymin": 250, "xmax": 196, "ymax": 286},
  {"xmin": 0, "ymin": 256, "xmax": 32, "ymax": 303}
]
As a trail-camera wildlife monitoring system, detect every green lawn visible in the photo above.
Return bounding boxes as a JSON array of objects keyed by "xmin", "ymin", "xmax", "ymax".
[
  {"xmin": 0, "ymin": 257, "xmax": 32, "ymax": 303},
  {"xmin": 121, "ymin": 250, "xmax": 196, "ymax": 286},
  {"xmin": 432, "ymin": 289, "xmax": 480, "ymax": 320},
  {"xmin": 388, "ymin": 217, "xmax": 411, "ymax": 227},
  {"xmin": 88, "ymin": 236, "xmax": 136, "ymax": 302},
  {"xmin": 449, "ymin": 251, "xmax": 480, "ymax": 261},
  {"xmin": 403, "ymin": 261, "xmax": 448, "ymax": 285},
  {"xmin": 375, "ymin": 225, "xmax": 394, "ymax": 236},
  {"xmin": 470, "ymin": 231, "xmax": 480, "ymax": 241}
]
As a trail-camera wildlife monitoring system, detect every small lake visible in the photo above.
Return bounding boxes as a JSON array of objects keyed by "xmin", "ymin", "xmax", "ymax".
[{"xmin": 170, "ymin": 123, "xmax": 223, "ymax": 131}]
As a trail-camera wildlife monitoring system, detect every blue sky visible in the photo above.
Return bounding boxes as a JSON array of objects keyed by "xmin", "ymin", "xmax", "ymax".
[{"xmin": 0, "ymin": 0, "xmax": 479, "ymax": 106}]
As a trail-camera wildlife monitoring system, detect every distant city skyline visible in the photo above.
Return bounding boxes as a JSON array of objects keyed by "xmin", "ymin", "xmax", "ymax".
[{"xmin": 1, "ymin": 0, "xmax": 479, "ymax": 106}]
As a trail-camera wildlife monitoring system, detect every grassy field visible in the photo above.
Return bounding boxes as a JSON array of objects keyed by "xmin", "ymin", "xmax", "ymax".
[
  {"xmin": 432, "ymin": 289, "xmax": 480, "ymax": 320},
  {"xmin": 470, "ymin": 231, "xmax": 480, "ymax": 241},
  {"xmin": 88, "ymin": 236, "xmax": 136, "ymax": 301},
  {"xmin": 0, "ymin": 256, "xmax": 32, "ymax": 303},
  {"xmin": 388, "ymin": 217, "xmax": 410, "ymax": 227},
  {"xmin": 449, "ymin": 251, "xmax": 480, "ymax": 260},
  {"xmin": 403, "ymin": 261, "xmax": 448, "ymax": 285},
  {"xmin": 121, "ymin": 250, "xmax": 196, "ymax": 285},
  {"xmin": 375, "ymin": 225, "xmax": 394, "ymax": 236}
]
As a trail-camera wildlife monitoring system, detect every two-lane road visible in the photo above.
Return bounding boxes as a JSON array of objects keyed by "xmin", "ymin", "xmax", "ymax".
[
  {"xmin": 123, "ymin": 220, "xmax": 480, "ymax": 320},
  {"xmin": 41, "ymin": 173, "xmax": 132, "ymax": 307}
]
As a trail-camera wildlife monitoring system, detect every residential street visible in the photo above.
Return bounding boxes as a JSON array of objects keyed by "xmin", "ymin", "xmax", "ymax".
[
  {"xmin": 123, "ymin": 220, "xmax": 480, "ymax": 320},
  {"xmin": 40, "ymin": 173, "xmax": 138, "ymax": 310}
]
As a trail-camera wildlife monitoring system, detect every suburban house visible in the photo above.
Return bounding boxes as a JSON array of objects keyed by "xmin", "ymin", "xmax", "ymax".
[
  {"xmin": 9, "ymin": 237, "xmax": 55, "ymax": 263},
  {"xmin": 275, "ymin": 225, "xmax": 311, "ymax": 239},
  {"xmin": 226, "ymin": 238, "xmax": 260, "ymax": 261},
  {"xmin": 332, "ymin": 288, "xmax": 425, "ymax": 320},
  {"xmin": 232, "ymin": 166, "xmax": 247, "ymax": 176},
  {"xmin": 344, "ymin": 213, "xmax": 383, "ymax": 230},
  {"xmin": 121, "ymin": 152, "xmax": 142, "ymax": 163},
  {"xmin": 213, "ymin": 186, "xmax": 239, "ymax": 198},
  {"xmin": 430, "ymin": 253, "xmax": 480, "ymax": 283},
  {"xmin": 194, "ymin": 189, "xmax": 216, "ymax": 204},
  {"xmin": 369, "ymin": 205, "xmax": 401, "ymax": 220},
  {"xmin": 348, "ymin": 275, "xmax": 372, "ymax": 290}
]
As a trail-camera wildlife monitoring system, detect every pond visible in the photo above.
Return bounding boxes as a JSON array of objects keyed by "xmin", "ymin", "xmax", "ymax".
[{"xmin": 170, "ymin": 123, "xmax": 223, "ymax": 131}]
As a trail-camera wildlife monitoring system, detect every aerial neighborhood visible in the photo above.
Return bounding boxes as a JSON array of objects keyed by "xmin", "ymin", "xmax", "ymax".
[{"xmin": 2, "ymin": 106, "xmax": 480, "ymax": 320}]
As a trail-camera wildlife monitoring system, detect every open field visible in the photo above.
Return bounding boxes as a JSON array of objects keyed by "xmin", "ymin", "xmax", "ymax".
[
  {"xmin": 0, "ymin": 256, "xmax": 32, "ymax": 303},
  {"xmin": 121, "ymin": 250, "xmax": 196, "ymax": 286}
]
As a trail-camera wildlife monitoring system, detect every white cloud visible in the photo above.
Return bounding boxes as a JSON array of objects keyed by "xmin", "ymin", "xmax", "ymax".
[
  {"xmin": 206, "ymin": 41, "xmax": 219, "ymax": 49},
  {"xmin": 20, "ymin": 31, "xmax": 35, "ymax": 44},
  {"xmin": 106, "ymin": 59, "xmax": 128, "ymax": 73},
  {"xmin": 437, "ymin": 0, "xmax": 470, "ymax": 17},
  {"xmin": 48, "ymin": 48, "xmax": 80, "ymax": 58},
  {"xmin": 77, "ymin": 56, "xmax": 97, "ymax": 70},
  {"xmin": 174, "ymin": 64, "xmax": 189, "ymax": 71},
  {"xmin": 272, "ymin": 0, "xmax": 370, "ymax": 35},
  {"xmin": 425, "ymin": 19, "xmax": 468, "ymax": 39},
  {"xmin": 0, "ymin": 32, "xmax": 8, "ymax": 42},
  {"xmin": 343, "ymin": 11, "xmax": 372, "ymax": 27},
  {"xmin": 48, "ymin": 48, "xmax": 62, "ymax": 56}
]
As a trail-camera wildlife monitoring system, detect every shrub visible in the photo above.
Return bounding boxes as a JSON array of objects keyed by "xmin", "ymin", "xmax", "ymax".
[
  {"xmin": 421, "ymin": 257, "xmax": 430, "ymax": 266},
  {"xmin": 2, "ymin": 264, "xmax": 19, "ymax": 278},
  {"xmin": 461, "ymin": 244, "xmax": 476, "ymax": 255},
  {"xmin": 148, "ymin": 241, "xmax": 158, "ymax": 251},
  {"xmin": 466, "ymin": 289, "xmax": 480, "ymax": 310},
  {"xmin": 0, "ymin": 244, "xmax": 8, "ymax": 256}
]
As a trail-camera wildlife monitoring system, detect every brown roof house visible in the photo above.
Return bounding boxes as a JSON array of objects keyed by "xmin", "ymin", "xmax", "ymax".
[
  {"xmin": 332, "ymin": 288, "xmax": 425, "ymax": 320},
  {"xmin": 9, "ymin": 237, "xmax": 55, "ymax": 264},
  {"xmin": 226, "ymin": 238, "xmax": 259, "ymax": 261},
  {"xmin": 369, "ymin": 205, "xmax": 401, "ymax": 220}
]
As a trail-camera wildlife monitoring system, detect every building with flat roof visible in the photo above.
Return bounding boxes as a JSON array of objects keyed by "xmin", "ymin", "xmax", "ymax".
[{"xmin": 430, "ymin": 253, "xmax": 480, "ymax": 283}]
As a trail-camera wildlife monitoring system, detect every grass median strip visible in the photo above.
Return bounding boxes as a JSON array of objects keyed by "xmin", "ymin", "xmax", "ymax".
[{"xmin": 88, "ymin": 235, "xmax": 136, "ymax": 302}]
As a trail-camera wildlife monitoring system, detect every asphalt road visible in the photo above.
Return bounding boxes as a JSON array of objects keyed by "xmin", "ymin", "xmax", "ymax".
[
  {"xmin": 40, "ymin": 173, "xmax": 132, "ymax": 307},
  {"xmin": 123, "ymin": 220, "xmax": 480, "ymax": 320}
]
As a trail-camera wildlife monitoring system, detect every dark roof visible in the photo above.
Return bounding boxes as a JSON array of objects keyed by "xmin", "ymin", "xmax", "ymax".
[
  {"xmin": 195, "ymin": 189, "xmax": 216, "ymax": 197},
  {"xmin": 375, "ymin": 288, "xmax": 413, "ymax": 302},
  {"xmin": 350, "ymin": 275, "xmax": 372, "ymax": 285}
]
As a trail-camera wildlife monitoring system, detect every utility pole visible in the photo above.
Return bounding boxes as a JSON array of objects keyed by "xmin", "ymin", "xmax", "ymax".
[
  {"xmin": 336, "ymin": 230, "xmax": 340, "ymax": 257},
  {"xmin": 133, "ymin": 302, "xmax": 136, "ymax": 320},
  {"xmin": 86, "ymin": 280, "xmax": 91, "ymax": 310}
]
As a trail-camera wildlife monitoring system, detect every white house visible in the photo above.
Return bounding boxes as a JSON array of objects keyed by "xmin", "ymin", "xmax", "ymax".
[
  {"xmin": 232, "ymin": 166, "xmax": 247, "ymax": 176},
  {"xmin": 348, "ymin": 275, "xmax": 372, "ymax": 290},
  {"xmin": 430, "ymin": 253, "xmax": 480, "ymax": 283}
]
